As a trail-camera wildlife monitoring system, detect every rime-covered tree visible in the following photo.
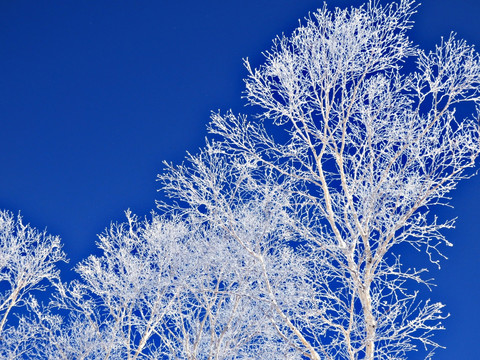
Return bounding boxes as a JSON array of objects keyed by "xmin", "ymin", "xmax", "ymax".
[
  {"xmin": 40, "ymin": 211, "xmax": 295, "ymax": 359},
  {"xmin": 159, "ymin": 0, "xmax": 480, "ymax": 359},
  {"xmin": 0, "ymin": 210, "xmax": 66, "ymax": 359}
]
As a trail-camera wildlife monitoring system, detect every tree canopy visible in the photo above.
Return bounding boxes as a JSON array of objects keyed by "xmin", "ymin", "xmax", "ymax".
[{"xmin": 1, "ymin": 1, "xmax": 480, "ymax": 359}]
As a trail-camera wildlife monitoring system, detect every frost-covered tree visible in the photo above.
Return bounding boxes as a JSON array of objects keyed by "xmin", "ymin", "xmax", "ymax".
[
  {"xmin": 159, "ymin": 0, "xmax": 480, "ymax": 359},
  {"xmin": 39, "ymin": 211, "xmax": 294, "ymax": 359},
  {"xmin": 0, "ymin": 210, "xmax": 66, "ymax": 359}
]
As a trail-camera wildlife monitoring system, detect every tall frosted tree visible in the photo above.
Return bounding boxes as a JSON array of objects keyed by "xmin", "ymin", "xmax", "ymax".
[{"xmin": 160, "ymin": 0, "xmax": 480, "ymax": 359}]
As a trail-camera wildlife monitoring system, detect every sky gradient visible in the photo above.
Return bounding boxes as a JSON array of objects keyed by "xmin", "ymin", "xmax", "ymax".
[{"xmin": 0, "ymin": 1, "xmax": 479, "ymax": 358}]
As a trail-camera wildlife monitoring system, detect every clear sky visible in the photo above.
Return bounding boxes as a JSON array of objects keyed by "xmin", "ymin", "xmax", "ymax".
[{"xmin": 0, "ymin": 1, "xmax": 478, "ymax": 358}]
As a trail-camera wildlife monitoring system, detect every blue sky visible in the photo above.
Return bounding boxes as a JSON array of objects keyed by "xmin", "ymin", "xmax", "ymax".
[{"xmin": 0, "ymin": 0, "xmax": 478, "ymax": 358}]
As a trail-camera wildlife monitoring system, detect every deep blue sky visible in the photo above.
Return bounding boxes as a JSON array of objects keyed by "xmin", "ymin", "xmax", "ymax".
[{"xmin": 0, "ymin": 1, "xmax": 478, "ymax": 358}]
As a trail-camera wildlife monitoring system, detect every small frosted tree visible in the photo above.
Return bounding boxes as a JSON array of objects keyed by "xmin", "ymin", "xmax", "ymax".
[
  {"xmin": 159, "ymin": 0, "xmax": 480, "ymax": 359},
  {"xmin": 0, "ymin": 210, "xmax": 66, "ymax": 359},
  {"xmin": 42, "ymin": 211, "xmax": 294, "ymax": 359}
]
